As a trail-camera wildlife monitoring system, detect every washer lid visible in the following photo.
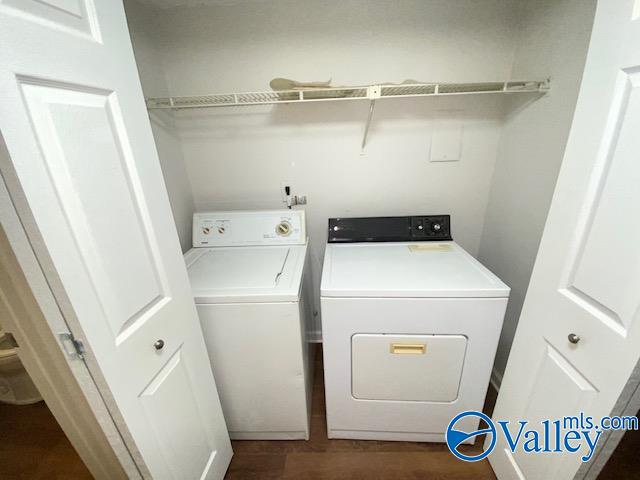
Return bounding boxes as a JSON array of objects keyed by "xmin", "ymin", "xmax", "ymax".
[
  {"xmin": 321, "ymin": 241, "xmax": 509, "ymax": 298},
  {"xmin": 184, "ymin": 243, "xmax": 307, "ymax": 303}
]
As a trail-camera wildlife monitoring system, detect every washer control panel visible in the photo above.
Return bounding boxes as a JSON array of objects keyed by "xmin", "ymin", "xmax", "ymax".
[{"xmin": 193, "ymin": 210, "xmax": 306, "ymax": 247}]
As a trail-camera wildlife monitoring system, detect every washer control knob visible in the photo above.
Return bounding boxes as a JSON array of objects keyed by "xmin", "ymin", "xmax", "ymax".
[
  {"xmin": 276, "ymin": 221, "xmax": 292, "ymax": 236},
  {"xmin": 202, "ymin": 227, "xmax": 211, "ymax": 235},
  {"xmin": 218, "ymin": 226, "xmax": 225, "ymax": 234},
  {"xmin": 568, "ymin": 333, "xmax": 580, "ymax": 344},
  {"xmin": 432, "ymin": 223, "xmax": 442, "ymax": 232}
]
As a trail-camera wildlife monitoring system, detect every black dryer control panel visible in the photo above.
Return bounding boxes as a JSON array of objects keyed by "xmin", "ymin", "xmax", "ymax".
[{"xmin": 328, "ymin": 215, "xmax": 452, "ymax": 243}]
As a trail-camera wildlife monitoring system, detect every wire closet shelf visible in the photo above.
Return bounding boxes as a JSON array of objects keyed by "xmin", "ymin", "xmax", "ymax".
[{"xmin": 145, "ymin": 80, "xmax": 550, "ymax": 110}]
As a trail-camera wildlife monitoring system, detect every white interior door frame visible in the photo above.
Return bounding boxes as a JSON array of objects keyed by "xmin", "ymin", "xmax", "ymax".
[{"xmin": 0, "ymin": 134, "xmax": 141, "ymax": 480}]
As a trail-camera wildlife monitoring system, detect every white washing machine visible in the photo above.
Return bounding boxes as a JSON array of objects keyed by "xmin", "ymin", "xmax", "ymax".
[
  {"xmin": 321, "ymin": 215, "xmax": 509, "ymax": 443},
  {"xmin": 185, "ymin": 210, "xmax": 314, "ymax": 440}
]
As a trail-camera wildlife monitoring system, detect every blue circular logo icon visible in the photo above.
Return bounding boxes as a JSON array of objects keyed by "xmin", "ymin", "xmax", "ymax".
[{"xmin": 446, "ymin": 411, "xmax": 496, "ymax": 462}]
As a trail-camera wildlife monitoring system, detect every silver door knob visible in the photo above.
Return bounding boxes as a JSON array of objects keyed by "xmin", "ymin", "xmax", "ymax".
[
  {"xmin": 568, "ymin": 333, "xmax": 580, "ymax": 344},
  {"xmin": 154, "ymin": 339, "xmax": 165, "ymax": 350}
]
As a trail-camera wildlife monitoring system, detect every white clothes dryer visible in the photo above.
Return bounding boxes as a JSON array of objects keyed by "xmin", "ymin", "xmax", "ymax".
[{"xmin": 321, "ymin": 215, "xmax": 509, "ymax": 443}]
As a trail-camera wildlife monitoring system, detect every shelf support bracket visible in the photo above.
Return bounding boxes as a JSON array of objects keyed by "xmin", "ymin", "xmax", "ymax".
[
  {"xmin": 361, "ymin": 99, "xmax": 376, "ymax": 153},
  {"xmin": 361, "ymin": 86, "xmax": 382, "ymax": 153}
]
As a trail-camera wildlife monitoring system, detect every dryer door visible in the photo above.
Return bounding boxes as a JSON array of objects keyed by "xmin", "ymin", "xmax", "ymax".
[{"xmin": 352, "ymin": 333, "xmax": 467, "ymax": 402}]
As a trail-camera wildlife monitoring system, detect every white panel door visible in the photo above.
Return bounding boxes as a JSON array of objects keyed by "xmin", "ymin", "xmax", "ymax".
[
  {"xmin": 0, "ymin": 1, "xmax": 232, "ymax": 478},
  {"xmin": 489, "ymin": 1, "xmax": 640, "ymax": 479}
]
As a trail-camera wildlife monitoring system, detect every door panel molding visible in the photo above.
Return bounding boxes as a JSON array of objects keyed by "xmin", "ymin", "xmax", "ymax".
[{"xmin": 0, "ymin": 0, "xmax": 101, "ymax": 41}]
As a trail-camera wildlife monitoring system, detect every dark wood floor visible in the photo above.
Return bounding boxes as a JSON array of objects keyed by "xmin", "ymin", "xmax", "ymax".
[
  {"xmin": 598, "ymin": 410, "xmax": 640, "ymax": 480},
  {"xmin": 224, "ymin": 347, "xmax": 498, "ymax": 479},
  {"xmin": 3, "ymin": 348, "xmax": 638, "ymax": 479},
  {"xmin": 0, "ymin": 400, "xmax": 91, "ymax": 479}
]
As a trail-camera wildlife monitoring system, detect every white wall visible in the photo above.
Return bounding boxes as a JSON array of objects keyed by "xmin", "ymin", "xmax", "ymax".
[
  {"xmin": 126, "ymin": 1, "xmax": 595, "ymax": 351},
  {"xmin": 138, "ymin": 0, "xmax": 524, "ymax": 339},
  {"xmin": 477, "ymin": 0, "xmax": 596, "ymax": 384},
  {"xmin": 125, "ymin": 0, "xmax": 195, "ymax": 252},
  {"xmin": 155, "ymin": 0, "xmax": 520, "ymax": 94}
]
